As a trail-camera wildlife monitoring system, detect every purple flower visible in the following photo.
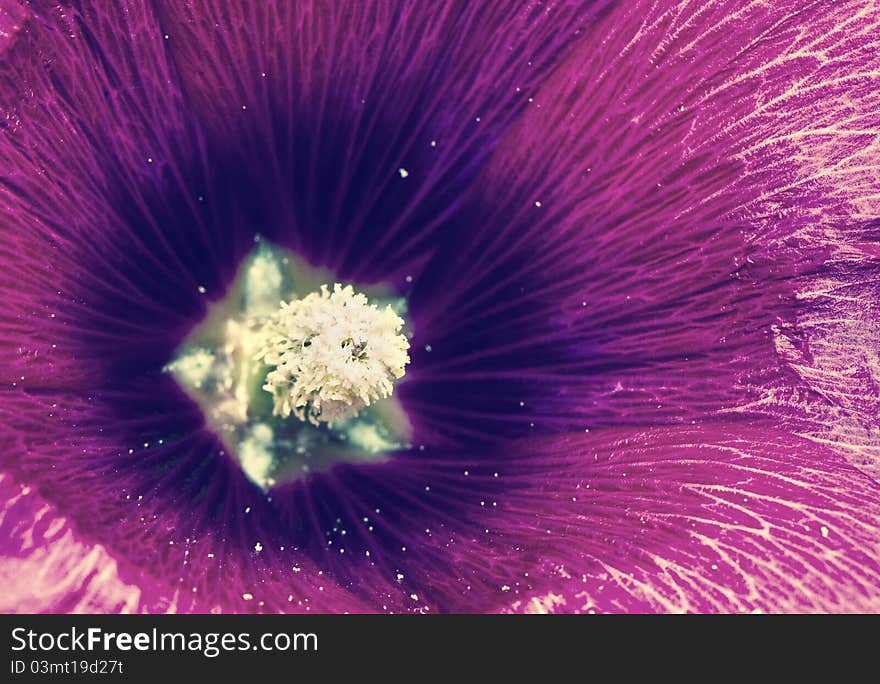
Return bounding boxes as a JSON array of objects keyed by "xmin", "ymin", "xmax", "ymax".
[{"xmin": 1, "ymin": 0, "xmax": 880, "ymax": 613}]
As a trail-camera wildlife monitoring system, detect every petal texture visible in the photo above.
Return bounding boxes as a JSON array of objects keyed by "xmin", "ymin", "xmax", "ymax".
[
  {"xmin": 407, "ymin": 0, "xmax": 880, "ymax": 459},
  {"xmin": 493, "ymin": 425, "xmax": 880, "ymax": 613},
  {"xmin": 2, "ymin": 0, "xmax": 879, "ymax": 614},
  {"xmin": 0, "ymin": 393, "xmax": 377, "ymax": 613},
  {"xmin": 153, "ymin": 0, "xmax": 615, "ymax": 279}
]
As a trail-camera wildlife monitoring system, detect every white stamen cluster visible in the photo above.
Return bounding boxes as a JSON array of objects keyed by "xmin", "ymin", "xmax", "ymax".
[{"xmin": 257, "ymin": 284, "xmax": 410, "ymax": 426}]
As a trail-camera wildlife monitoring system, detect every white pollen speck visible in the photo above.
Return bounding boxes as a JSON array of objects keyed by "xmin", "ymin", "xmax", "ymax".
[
  {"xmin": 501, "ymin": 585, "xmax": 510, "ymax": 592},
  {"xmin": 821, "ymin": 526, "xmax": 829, "ymax": 538},
  {"xmin": 244, "ymin": 506, "xmax": 251, "ymax": 513},
  {"xmin": 207, "ymin": 553, "xmax": 214, "ymax": 558},
  {"xmin": 410, "ymin": 594, "xmax": 419, "ymax": 601},
  {"xmin": 430, "ymin": 140, "xmax": 437, "ymax": 147},
  {"xmin": 242, "ymin": 593, "xmax": 254, "ymax": 601},
  {"xmin": 398, "ymin": 168, "xmax": 409, "ymax": 178},
  {"xmin": 396, "ymin": 573, "xmax": 404, "ymax": 582},
  {"xmin": 424, "ymin": 344, "xmax": 432, "ymax": 352},
  {"xmin": 534, "ymin": 200, "xmax": 542, "ymax": 207},
  {"xmin": 197, "ymin": 285, "xmax": 206, "ymax": 294},
  {"xmin": 254, "ymin": 542, "xmax": 263, "ymax": 553},
  {"xmin": 405, "ymin": 275, "xmax": 413, "ymax": 283},
  {"xmin": 292, "ymin": 566, "xmax": 301, "ymax": 573}
]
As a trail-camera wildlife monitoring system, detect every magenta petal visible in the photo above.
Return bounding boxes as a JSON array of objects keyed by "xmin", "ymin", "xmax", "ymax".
[
  {"xmin": 490, "ymin": 424, "xmax": 880, "ymax": 613},
  {"xmin": 148, "ymin": 0, "xmax": 614, "ymax": 279},
  {"xmin": 773, "ymin": 231, "xmax": 880, "ymax": 479},
  {"xmin": 3, "ymin": 0, "xmax": 880, "ymax": 614},
  {"xmin": 0, "ymin": 1, "xmax": 209, "ymax": 389},
  {"xmin": 0, "ymin": 470, "xmax": 151, "ymax": 613},
  {"xmin": 0, "ymin": 393, "xmax": 378, "ymax": 614},
  {"xmin": 0, "ymin": 0, "xmax": 26, "ymax": 55},
  {"xmin": 0, "ymin": 469, "xmax": 373, "ymax": 613},
  {"xmin": 409, "ymin": 0, "xmax": 880, "ymax": 457}
]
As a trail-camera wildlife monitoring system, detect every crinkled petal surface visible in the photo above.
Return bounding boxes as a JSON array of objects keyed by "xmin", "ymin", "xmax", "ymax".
[
  {"xmin": 0, "ymin": 468, "xmax": 377, "ymax": 613},
  {"xmin": 493, "ymin": 425, "xmax": 880, "ymax": 613},
  {"xmin": 4, "ymin": 419, "xmax": 880, "ymax": 613},
  {"xmin": 1, "ymin": 0, "xmax": 880, "ymax": 613},
  {"xmin": 409, "ymin": 0, "xmax": 880, "ymax": 450}
]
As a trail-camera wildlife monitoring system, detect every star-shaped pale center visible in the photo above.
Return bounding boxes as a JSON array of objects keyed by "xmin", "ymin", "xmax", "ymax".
[{"xmin": 164, "ymin": 239, "xmax": 412, "ymax": 490}]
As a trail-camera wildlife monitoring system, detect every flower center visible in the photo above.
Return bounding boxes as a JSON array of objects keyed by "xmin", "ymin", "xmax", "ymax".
[
  {"xmin": 257, "ymin": 283, "xmax": 410, "ymax": 426},
  {"xmin": 164, "ymin": 240, "xmax": 412, "ymax": 490}
]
